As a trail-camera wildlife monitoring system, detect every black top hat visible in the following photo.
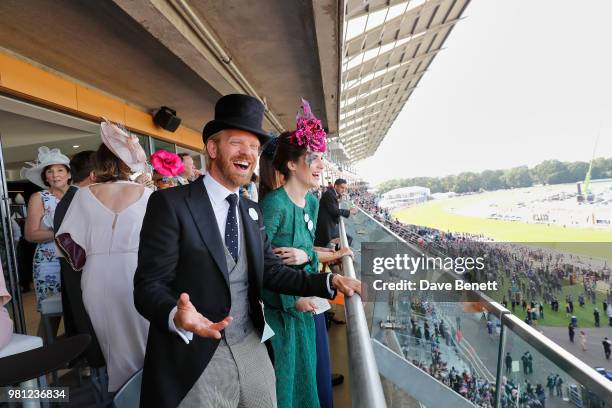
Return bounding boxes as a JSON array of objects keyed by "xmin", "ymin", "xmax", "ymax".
[{"xmin": 202, "ymin": 94, "xmax": 272, "ymax": 145}]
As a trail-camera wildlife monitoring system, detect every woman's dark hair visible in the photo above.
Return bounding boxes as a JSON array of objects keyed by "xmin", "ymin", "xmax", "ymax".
[
  {"xmin": 259, "ymin": 131, "xmax": 307, "ymax": 201},
  {"xmin": 41, "ymin": 164, "xmax": 71, "ymax": 187},
  {"xmin": 93, "ymin": 143, "xmax": 131, "ymax": 182},
  {"xmin": 272, "ymin": 131, "xmax": 307, "ymax": 180},
  {"xmin": 258, "ymin": 154, "xmax": 277, "ymax": 201}
]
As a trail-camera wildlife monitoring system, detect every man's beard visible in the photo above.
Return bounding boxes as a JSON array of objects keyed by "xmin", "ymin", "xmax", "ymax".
[{"xmin": 218, "ymin": 154, "xmax": 254, "ymax": 187}]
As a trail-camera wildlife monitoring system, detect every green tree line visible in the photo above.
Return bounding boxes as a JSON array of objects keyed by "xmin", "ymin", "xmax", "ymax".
[{"xmin": 377, "ymin": 158, "xmax": 612, "ymax": 194}]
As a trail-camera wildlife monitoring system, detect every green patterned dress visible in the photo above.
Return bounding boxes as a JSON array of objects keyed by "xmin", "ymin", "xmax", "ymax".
[{"xmin": 260, "ymin": 187, "xmax": 320, "ymax": 408}]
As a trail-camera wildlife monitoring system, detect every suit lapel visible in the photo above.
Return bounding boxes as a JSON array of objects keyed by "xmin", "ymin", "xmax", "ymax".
[
  {"xmin": 239, "ymin": 199, "xmax": 263, "ymax": 285},
  {"xmin": 185, "ymin": 178, "xmax": 230, "ymax": 287}
]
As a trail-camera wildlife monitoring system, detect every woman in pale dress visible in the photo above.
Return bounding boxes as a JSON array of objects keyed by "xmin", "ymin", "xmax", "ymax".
[
  {"xmin": 22, "ymin": 146, "xmax": 71, "ymax": 340},
  {"xmin": 57, "ymin": 121, "xmax": 151, "ymax": 391}
]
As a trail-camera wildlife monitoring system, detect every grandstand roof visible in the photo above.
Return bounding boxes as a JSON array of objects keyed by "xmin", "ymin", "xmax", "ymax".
[
  {"xmin": 382, "ymin": 185, "xmax": 430, "ymax": 197},
  {"xmin": 336, "ymin": 0, "xmax": 470, "ymax": 162}
]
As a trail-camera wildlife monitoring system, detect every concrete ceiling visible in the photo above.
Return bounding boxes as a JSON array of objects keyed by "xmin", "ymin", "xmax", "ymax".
[
  {"xmin": 0, "ymin": 0, "xmax": 340, "ymax": 135},
  {"xmin": 0, "ymin": 0, "xmax": 220, "ymax": 132},
  {"xmin": 0, "ymin": 110, "xmax": 99, "ymax": 180},
  {"xmin": 184, "ymin": 0, "xmax": 336, "ymax": 131}
]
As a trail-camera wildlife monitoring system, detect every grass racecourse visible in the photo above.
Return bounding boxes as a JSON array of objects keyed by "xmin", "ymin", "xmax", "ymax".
[
  {"xmin": 393, "ymin": 195, "xmax": 612, "ymax": 261},
  {"xmin": 393, "ymin": 193, "xmax": 612, "ymax": 327}
]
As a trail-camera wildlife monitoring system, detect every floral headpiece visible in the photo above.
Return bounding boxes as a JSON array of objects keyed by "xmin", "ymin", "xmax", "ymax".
[
  {"xmin": 150, "ymin": 150, "xmax": 185, "ymax": 177},
  {"xmin": 290, "ymin": 99, "xmax": 327, "ymax": 153},
  {"xmin": 100, "ymin": 119, "xmax": 147, "ymax": 173}
]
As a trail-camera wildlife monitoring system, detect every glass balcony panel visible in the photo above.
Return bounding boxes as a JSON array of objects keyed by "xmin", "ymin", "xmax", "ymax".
[{"xmin": 339, "ymin": 203, "xmax": 612, "ymax": 407}]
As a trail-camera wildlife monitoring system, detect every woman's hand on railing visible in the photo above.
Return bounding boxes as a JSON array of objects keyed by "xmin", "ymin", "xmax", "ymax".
[
  {"xmin": 338, "ymin": 247, "xmax": 354, "ymax": 259},
  {"xmin": 332, "ymin": 247, "xmax": 354, "ymax": 268},
  {"xmin": 318, "ymin": 246, "xmax": 354, "ymax": 265},
  {"xmin": 330, "ymin": 237, "xmax": 341, "ymax": 246}
]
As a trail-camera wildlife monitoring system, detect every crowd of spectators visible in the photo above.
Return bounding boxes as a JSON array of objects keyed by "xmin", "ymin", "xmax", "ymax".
[
  {"xmin": 410, "ymin": 357, "xmax": 496, "ymax": 407},
  {"xmin": 397, "ymin": 297, "xmax": 496, "ymax": 407},
  {"xmin": 351, "ymin": 188, "xmax": 612, "ymax": 329},
  {"xmin": 353, "ymin": 188, "xmax": 611, "ymax": 406},
  {"xmin": 395, "ymin": 295, "xmax": 575, "ymax": 408}
]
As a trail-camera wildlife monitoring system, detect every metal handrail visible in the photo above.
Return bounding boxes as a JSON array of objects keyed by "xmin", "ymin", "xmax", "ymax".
[
  {"xmin": 353, "ymin": 205, "xmax": 612, "ymax": 402},
  {"xmin": 339, "ymin": 217, "xmax": 387, "ymax": 408}
]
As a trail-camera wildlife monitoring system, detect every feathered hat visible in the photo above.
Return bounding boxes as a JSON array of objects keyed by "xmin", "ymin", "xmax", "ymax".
[
  {"xmin": 20, "ymin": 146, "xmax": 70, "ymax": 188},
  {"xmin": 100, "ymin": 119, "xmax": 147, "ymax": 173},
  {"xmin": 290, "ymin": 99, "xmax": 327, "ymax": 153}
]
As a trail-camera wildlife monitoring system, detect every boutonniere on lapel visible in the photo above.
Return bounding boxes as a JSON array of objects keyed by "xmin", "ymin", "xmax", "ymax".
[{"xmin": 248, "ymin": 207, "xmax": 259, "ymax": 221}]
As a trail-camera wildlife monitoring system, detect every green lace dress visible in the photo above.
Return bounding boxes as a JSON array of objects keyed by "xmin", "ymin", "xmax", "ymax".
[{"xmin": 260, "ymin": 187, "xmax": 320, "ymax": 408}]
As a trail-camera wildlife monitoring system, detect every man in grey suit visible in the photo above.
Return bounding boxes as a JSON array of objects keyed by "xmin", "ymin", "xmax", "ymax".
[{"xmin": 135, "ymin": 94, "xmax": 360, "ymax": 408}]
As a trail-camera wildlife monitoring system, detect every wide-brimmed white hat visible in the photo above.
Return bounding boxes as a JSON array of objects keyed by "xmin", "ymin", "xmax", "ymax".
[{"xmin": 20, "ymin": 146, "xmax": 70, "ymax": 188}]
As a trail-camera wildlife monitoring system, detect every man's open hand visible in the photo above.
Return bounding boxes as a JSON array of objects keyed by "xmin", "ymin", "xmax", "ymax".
[{"xmin": 174, "ymin": 293, "xmax": 233, "ymax": 339}]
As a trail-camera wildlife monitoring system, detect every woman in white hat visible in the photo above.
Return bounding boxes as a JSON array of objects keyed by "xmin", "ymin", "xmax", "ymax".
[{"xmin": 21, "ymin": 146, "xmax": 71, "ymax": 340}]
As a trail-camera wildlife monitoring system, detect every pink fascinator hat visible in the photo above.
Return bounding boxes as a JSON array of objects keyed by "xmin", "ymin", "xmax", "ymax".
[
  {"xmin": 290, "ymin": 99, "xmax": 327, "ymax": 153},
  {"xmin": 150, "ymin": 150, "xmax": 185, "ymax": 177},
  {"xmin": 100, "ymin": 120, "xmax": 147, "ymax": 173}
]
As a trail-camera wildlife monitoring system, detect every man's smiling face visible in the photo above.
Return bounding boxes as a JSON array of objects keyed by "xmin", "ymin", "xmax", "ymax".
[{"xmin": 207, "ymin": 129, "xmax": 260, "ymax": 190}]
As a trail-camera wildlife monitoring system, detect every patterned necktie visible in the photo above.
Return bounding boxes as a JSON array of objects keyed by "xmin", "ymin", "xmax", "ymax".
[{"xmin": 225, "ymin": 193, "xmax": 239, "ymax": 261}]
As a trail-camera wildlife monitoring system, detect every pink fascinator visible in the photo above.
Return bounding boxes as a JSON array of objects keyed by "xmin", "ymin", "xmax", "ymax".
[
  {"xmin": 290, "ymin": 99, "xmax": 327, "ymax": 153},
  {"xmin": 150, "ymin": 150, "xmax": 185, "ymax": 177},
  {"xmin": 100, "ymin": 120, "xmax": 147, "ymax": 173}
]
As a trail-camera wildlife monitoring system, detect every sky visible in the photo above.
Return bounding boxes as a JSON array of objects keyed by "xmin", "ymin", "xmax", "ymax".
[{"xmin": 354, "ymin": 0, "xmax": 612, "ymax": 185}]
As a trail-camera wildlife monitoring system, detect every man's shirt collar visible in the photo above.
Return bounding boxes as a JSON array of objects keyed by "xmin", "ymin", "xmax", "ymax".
[{"xmin": 203, "ymin": 174, "xmax": 240, "ymax": 206}]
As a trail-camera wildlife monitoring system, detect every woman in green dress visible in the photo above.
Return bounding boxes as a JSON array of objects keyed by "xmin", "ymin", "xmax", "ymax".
[
  {"xmin": 259, "ymin": 130, "xmax": 324, "ymax": 408},
  {"xmin": 259, "ymin": 102, "xmax": 353, "ymax": 407}
]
